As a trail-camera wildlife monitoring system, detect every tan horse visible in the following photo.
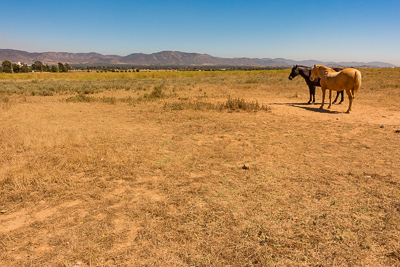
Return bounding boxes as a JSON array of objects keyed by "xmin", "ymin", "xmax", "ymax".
[{"xmin": 310, "ymin": 65, "xmax": 362, "ymax": 113}]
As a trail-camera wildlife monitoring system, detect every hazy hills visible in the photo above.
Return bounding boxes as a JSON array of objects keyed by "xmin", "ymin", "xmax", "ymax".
[{"xmin": 0, "ymin": 49, "xmax": 396, "ymax": 68}]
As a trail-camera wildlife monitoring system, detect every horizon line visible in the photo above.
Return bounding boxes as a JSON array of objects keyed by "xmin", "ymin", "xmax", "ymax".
[{"xmin": 0, "ymin": 48, "xmax": 397, "ymax": 67}]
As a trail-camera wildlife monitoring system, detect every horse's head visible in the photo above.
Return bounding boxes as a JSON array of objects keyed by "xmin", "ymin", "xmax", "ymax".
[
  {"xmin": 309, "ymin": 65, "xmax": 319, "ymax": 81},
  {"xmin": 288, "ymin": 65, "xmax": 298, "ymax": 80}
]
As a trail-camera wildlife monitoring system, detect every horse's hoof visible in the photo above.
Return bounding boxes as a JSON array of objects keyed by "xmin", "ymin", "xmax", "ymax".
[
  {"xmin": 319, "ymin": 106, "xmax": 324, "ymax": 109},
  {"xmin": 338, "ymin": 102, "xmax": 343, "ymax": 105}
]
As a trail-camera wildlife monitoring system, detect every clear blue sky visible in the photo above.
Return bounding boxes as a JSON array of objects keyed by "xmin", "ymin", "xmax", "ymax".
[{"xmin": 2, "ymin": 0, "xmax": 400, "ymax": 65}]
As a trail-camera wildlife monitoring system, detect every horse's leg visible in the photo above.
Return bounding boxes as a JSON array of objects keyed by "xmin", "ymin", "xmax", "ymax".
[
  {"xmin": 308, "ymin": 86, "xmax": 315, "ymax": 104},
  {"xmin": 328, "ymin": 90, "xmax": 332, "ymax": 109},
  {"xmin": 333, "ymin": 91, "xmax": 339, "ymax": 104},
  {"xmin": 311, "ymin": 86, "xmax": 316, "ymax": 103},
  {"xmin": 319, "ymin": 87, "xmax": 326, "ymax": 109},
  {"xmin": 345, "ymin": 89, "xmax": 354, "ymax": 113},
  {"xmin": 339, "ymin": 90, "xmax": 344, "ymax": 104}
]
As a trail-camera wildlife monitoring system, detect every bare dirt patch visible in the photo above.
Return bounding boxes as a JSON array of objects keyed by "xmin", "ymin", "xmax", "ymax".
[{"xmin": 1, "ymin": 69, "xmax": 400, "ymax": 266}]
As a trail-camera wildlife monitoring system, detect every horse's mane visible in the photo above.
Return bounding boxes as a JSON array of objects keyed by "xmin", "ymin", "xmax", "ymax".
[
  {"xmin": 294, "ymin": 65, "xmax": 311, "ymax": 69},
  {"xmin": 291, "ymin": 65, "xmax": 313, "ymax": 73},
  {"xmin": 316, "ymin": 65, "xmax": 335, "ymax": 72},
  {"xmin": 314, "ymin": 65, "xmax": 342, "ymax": 78}
]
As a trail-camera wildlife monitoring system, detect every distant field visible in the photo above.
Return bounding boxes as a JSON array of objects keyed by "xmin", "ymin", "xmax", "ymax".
[{"xmin": 1, "ymin": 68, "xmax": 400, "ymax": 266}]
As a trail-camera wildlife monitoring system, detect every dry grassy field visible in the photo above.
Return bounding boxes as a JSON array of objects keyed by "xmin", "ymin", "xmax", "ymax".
[{"xmin": 1, "ymin": 68, "xmax": 400, "ymax": 266}]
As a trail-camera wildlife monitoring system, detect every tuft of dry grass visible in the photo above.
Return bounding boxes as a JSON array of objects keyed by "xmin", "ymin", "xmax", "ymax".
[{"xmin": 0, "ymin": 68, "xmax": 400, "ymax": 266}]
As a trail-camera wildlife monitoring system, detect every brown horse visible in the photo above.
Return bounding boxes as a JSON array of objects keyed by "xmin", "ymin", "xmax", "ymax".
[{"xmin": 310, "ymin": 65, "xmax": 362, "ymax": 113}]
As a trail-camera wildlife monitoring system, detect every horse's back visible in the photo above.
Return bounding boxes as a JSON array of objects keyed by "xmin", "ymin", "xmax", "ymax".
[
  {"xmin": 324, "ymin": 68, "xmax": 361, "ymax": 91},
  {"xmin": 341, "ymin": 68, "xmax": 362, "ymax": 87},
  {"xmin": 341, "ymin": 68, "xmax": 360, "ymax": 76}
]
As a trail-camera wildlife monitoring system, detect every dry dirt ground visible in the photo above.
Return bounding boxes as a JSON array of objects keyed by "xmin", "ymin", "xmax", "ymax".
[{"xmin": 0, "ymin": 69, "xmax": 400, "ymax": 266}]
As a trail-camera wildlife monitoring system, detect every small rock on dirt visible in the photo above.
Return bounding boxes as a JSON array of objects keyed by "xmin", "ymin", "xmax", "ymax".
[{"xmin": 242, "ymin": 163, "xmax": 250, "ymax": 170}]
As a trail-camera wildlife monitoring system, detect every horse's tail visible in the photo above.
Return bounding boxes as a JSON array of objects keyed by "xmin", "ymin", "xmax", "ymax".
[{"xmin": 353, "ymin": 70, "xmax": 362, "ymax": 96}]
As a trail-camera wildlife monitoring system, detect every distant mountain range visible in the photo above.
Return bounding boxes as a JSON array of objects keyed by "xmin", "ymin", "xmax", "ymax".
[{"xmin": 0, "ymin": 49, "xmax": 396, "ymax": 68}]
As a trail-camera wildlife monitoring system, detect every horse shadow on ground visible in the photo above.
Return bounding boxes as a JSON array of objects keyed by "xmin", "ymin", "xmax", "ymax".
[{"xmin": 269, "ymin": 102, "xmax": 342, "ymax": 114}]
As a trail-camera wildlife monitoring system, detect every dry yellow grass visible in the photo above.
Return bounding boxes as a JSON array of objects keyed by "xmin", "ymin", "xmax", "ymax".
[{"xmin": 1, "ymin": 68, "xmax": 400, "ymax": 266}]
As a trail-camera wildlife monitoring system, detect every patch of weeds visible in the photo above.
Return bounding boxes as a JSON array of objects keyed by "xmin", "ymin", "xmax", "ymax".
[
  {"xmin": 66, "ymin": 94, "xmax": 95, "ymax": 103},
  {"xmin": 81, "ymin": 88, "xmax": 97, "ymax": 94},
  {"xmin": 164, "ymin": 102, "xmax": 184, "ymax": 111},
  {"xmin": 119, "ymin": 96, "xmax": 136, "ymax": 105},
  {"xmin": 101, "ymin": 96, "xmax": 117, "ymax": 105},
  {"xmin": 144, "ymin": 84, "xmax": 165, "ymax": 99},
  {"xmin": 164, "ymin": 101, "xmax": 217, "ymax": 111},
  {"xmin": 42, "ymin": 90, "xmax": 54, "ymax": 96},
  {"xmin": 191, "ymin": 101, "xmax": 218, "ymax": 111},
  {"xmin": 222, "ymin": 96, "xmax": 268, "ymax": 112},
  {"xmin": 1, "ymin": 96, "xmax": 10, "ymax": 109},
  {"xmin": 164, "ymin": 96, "xmax": 269, "ymax": 112},
  {"xmin": 31, "ymin": 90, "xmax": 54, "ymax": 96}
]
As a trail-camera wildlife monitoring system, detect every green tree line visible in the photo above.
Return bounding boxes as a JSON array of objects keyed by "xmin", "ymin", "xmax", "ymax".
[{"xmin": 0, "ymin": 60, "xmax": 71, "ymax": 73}]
